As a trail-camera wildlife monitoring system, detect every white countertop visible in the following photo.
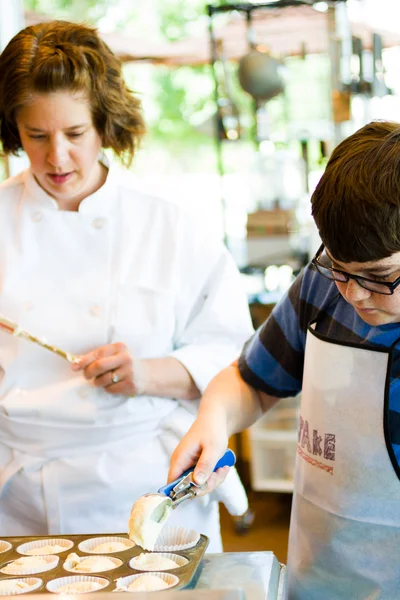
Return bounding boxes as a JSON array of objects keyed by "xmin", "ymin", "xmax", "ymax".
[{"xmin": 193, "ymin": 551, "xmax": 285, "ymax": 600}]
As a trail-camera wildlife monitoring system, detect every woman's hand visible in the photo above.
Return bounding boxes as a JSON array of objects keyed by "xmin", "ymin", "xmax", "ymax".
[
  {"xmin": 168, "ymin": 415, "xmax": 230, "ymax": 497},
  {"xmin": 72, "ymin": 342, "xmax": 147, "ymax": 396}
]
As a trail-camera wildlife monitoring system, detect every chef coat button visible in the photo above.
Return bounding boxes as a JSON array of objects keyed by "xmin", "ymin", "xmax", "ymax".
[
  {"xmin": 78, "ymin": 388, "xmax": 90, "ymax": 399},
  {"xmin": 22, "ymin": 301, "xmax": 33, "ymax": 311},
  {"xmin": 90, "ymin": 305, "xmax": 102, "ymax": 317},
  {"xmin": 92, "ymin": 217, "xmax": 106, "ymax": 229},
  {"xmin": 32, "ymin": 211, "xmax": 43, "ymax": 222}
]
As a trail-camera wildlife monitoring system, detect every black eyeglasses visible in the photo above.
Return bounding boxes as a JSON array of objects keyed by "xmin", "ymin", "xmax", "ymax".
[{"xmin": 311, "ymin": 244, "xmax": 400, "ymax": 296}]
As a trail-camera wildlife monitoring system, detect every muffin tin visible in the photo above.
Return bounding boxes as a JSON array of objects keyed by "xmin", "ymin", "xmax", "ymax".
[{"xmin": 0, "ymin": 533, "xmax": 208, "ymax": 594}]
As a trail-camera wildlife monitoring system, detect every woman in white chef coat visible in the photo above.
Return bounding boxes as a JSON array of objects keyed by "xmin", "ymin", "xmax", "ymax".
[{"xmin": 0, "ymin": 21, "xmax": 253, "ymax": 550}]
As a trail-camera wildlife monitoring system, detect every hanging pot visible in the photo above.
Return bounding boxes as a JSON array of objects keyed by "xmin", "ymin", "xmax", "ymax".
[{"xmin": 238, "ymin": 50, "xmax": 285, "ymax": 101}]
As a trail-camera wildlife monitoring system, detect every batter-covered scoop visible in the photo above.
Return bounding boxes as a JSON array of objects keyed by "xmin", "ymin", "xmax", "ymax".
[{"xmin": 128, "ymin": 449, "xmax": 235, "ymax": 550}]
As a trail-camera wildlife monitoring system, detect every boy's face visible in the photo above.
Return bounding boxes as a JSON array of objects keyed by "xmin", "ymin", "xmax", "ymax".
[{"xmin": 327, "ymin": 249, "xmax": 400, "ymax": 326}]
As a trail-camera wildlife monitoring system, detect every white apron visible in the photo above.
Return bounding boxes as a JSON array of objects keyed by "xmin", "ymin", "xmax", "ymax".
[
  {"xmin": 0, "ymin": 401, "xmax": 224, "ymax": 546},
  {"xmin": 286, "ymin": 322, "xmax": 400, "ymax": 599}
]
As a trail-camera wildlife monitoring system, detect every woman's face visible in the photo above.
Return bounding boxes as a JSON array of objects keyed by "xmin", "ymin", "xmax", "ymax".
[{"xmin": 16, "ymin": 91, "xmax": 106, "ymax": 210}]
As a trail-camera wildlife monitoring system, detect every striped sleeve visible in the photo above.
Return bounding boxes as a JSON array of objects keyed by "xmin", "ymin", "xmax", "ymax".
[{"xmin": 238, "ymin": 264, "xmax": 338, "ymax": 397}]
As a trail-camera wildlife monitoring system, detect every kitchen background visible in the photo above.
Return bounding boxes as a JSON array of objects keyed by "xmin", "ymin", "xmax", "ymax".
[{"xmin": 2, "ymin": 0, "xmax": 400, "ymax": 563}]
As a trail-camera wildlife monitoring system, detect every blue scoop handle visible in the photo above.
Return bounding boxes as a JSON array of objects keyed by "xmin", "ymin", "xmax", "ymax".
[{"xmin": 158, "ymin": 448, "xmax": 236, "ymax": 497}]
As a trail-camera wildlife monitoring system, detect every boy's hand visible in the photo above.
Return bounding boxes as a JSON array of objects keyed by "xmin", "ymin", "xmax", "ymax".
[
  {"xmin": 72, "ymin": 343, "xmax": 147, "ymax": 396},
  {"xmin": 168, "ymin": 416, "xmax": 230, "ymax": 496}
]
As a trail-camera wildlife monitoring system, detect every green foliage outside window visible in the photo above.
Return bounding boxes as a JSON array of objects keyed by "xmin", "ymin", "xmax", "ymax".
[{"xmin": 21, "ymin": 0, "xmax": 332, "ymax": 175}]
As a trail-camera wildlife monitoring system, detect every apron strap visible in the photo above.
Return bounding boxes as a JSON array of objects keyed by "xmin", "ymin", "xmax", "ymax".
[{"xmin": 41, "ymin": 461, "xmax": 61, "ymax": 534}]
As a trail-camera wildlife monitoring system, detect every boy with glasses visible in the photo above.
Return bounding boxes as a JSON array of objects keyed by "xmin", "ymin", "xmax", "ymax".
[{"xmin": 168, "ymin": 121, "xmax": 400, "ymax": 599}]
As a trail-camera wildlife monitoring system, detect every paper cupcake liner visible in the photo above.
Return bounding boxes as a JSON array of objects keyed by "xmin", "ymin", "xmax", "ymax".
[
  {"xmin": 0, "ymin": 577, "xmax": 43, "ymax": 595},
  {"xmin": 116, "ymin": 572, "xmax": 179, "ymax": 592},
  {"xmin": 0, "ymin": 555, "xmax": 59, "ymax": 575},
  {"xmin": 17, "ymin": 539, "xmax": 74, "ymax": 556},
  {"xmin": 63, "ymin": 555, "xmax": 122, "ymax": 574},
  {"xmin": 154, "ymin": 526, "xmax": 200, "ymax": 552},
  {"xmin": 78, "ymin": 537, "xmax": 134, "ymax": 554},
  {"xmin": 0, "ymin": 542, "xmax": 12, "ymax": 555},
  {"xmin": 129, "ymin": 552, "xmax": 188, "ymax": 572},
  {"xmin": 46, "ymin": 575, "xmax": 110, "ymax": 594}
]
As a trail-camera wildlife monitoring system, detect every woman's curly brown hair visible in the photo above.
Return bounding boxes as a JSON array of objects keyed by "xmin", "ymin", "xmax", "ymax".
[{"xmin": 0, "ymin": 20, "xmax": 146, "ymax": 166}]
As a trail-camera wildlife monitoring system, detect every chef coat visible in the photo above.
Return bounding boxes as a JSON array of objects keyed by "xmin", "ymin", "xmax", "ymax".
[{"xmin": 0, "ymin": 158, "xmax": 253, "ymax": 548}]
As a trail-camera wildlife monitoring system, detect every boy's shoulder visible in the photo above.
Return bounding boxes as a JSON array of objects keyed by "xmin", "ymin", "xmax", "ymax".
[
  {"xmin": 292, "ymin": 262, "xmax": 341, "ymax": 315},
  {"xmin": 297, "ymin": 263, "xmax": 378, "ymax": 345},
  {"xmin": 283, "ymin": 262, "xmax": 359, "ymax": 342}
]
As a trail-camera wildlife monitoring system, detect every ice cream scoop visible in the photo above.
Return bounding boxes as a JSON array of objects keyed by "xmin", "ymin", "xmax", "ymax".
[{"xmin": 128, "ymin": 449, "xmax": 236, "ymax": 550}]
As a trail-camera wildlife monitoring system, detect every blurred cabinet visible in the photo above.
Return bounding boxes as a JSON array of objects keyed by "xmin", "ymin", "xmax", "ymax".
[
  {"xmin": 246, "ymin": 302, "xmax": 299, "ymax": 493},
  {"xmin": 248, "ymin": 396, "xmax": 299, "ymax": 493}
]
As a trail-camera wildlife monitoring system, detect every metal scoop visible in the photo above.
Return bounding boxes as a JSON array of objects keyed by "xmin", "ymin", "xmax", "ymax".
[
  {"xmin": 128, "ymin": 449, "xmax": 236, "ymax": 549},
  {"xmin": 151, "ymin": 448, "xmax": 236, "ymax": 520}
]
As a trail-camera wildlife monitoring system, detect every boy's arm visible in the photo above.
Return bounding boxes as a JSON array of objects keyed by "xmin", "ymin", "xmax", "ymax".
[
  {"xmin": 168, "ymin": 265, "xmax": 327, "ymax": 488},
  {"xmin": 168, "ymin": 360, "xmax": 280, "ymax": 489}
]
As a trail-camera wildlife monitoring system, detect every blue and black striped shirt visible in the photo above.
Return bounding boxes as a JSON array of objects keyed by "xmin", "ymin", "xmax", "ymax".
[{"xmin": 239, "ymin": 263, "xmax": 400, "ymax": 463}]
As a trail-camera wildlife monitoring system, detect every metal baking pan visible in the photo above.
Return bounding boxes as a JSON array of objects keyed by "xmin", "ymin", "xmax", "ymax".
[
  {"xmin": 1, "ymin": 591, "xmax": 245, "ymax": 600},
  {"xmin": 0, "ymin": 532, "xmax": 209, "ymax": 593}
]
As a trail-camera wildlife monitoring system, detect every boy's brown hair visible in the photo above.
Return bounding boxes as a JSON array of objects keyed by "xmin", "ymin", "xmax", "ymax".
[
  {"xmin": 311, "ymin": 120, "xmax": 400, "ymax": 262},
  {"xmin": 0, "ymin": 21, "xmax": 145, "ymax": 166}
]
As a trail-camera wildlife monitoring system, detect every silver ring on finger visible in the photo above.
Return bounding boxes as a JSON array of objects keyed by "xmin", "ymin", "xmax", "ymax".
[{"xmin": 111, "ymin": 371, "xmax": 120, "ymax": 384}]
